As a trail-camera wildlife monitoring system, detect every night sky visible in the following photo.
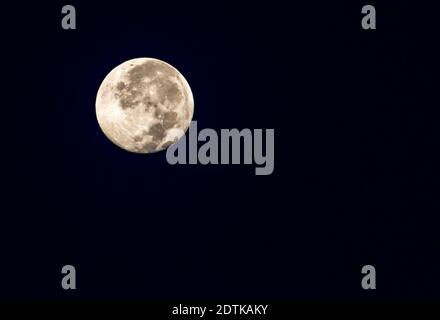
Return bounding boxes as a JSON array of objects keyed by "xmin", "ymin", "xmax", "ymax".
[{"xmin": 2, "ymin": 1, "xmax": 440, "ymax": 299}]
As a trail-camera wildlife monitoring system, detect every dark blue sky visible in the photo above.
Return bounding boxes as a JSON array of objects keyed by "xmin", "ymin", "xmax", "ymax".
[{"xmin": 2, "ymin": 0, "xmax": 440, "ymax": 299}]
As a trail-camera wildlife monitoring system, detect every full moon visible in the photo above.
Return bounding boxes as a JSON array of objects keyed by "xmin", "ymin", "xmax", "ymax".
[{"xmin": 96, "ymin": 58, "xmax": 194, "ymax": 153}]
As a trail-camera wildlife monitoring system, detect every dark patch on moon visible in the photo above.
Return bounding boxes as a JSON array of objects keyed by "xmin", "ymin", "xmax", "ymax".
[
  {"xmin": 128, "ymin": 60, "xmax": 173, "ymax": 82},
  {"xmin": 154, "ymin": 108, "xmax": 163, "ymax": 119},
  {"xmin": 116, "ymin": 81, "xmax": 126, "ymax": 90},
  {"xmin": 142, "ymin": 97, "xmax": 158, "ymax": 112},
  {"xmin": 163, "ymin": 111, "xmax": 178, "ymax": 129},
  {"xmin": 156, "ymin": 79, "xmax": 182, "ymax": 104},
  {"xmin": 119, "ymin": 96, "xmax": 131, "ymax": 109},
  {"xmin": 114, "ymin": 60, "xmax": 183, "ymax": 111},
  {"xmin": 148, "ymin": 123, "xmax": 166, "ymax": 143},
  {"xmin": 133, "ymin": 134, "xmax": 143, "ymax": 143}
]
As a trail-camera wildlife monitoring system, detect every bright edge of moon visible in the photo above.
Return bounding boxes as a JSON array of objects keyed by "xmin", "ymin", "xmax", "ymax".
[{"xmin": 95, "ymin": 58, "xmax": 194, "ymax": 154}]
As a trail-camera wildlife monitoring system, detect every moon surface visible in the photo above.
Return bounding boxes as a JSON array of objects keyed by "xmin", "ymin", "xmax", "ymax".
[{"xmin": 96, "ymin": 58, "xmax": 194, "ymax": 153}]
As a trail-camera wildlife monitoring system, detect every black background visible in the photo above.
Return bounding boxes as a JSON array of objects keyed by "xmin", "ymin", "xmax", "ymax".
[{"xmin": 2, "ymin": 1, "xmax": 439, "ymax": 299}]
